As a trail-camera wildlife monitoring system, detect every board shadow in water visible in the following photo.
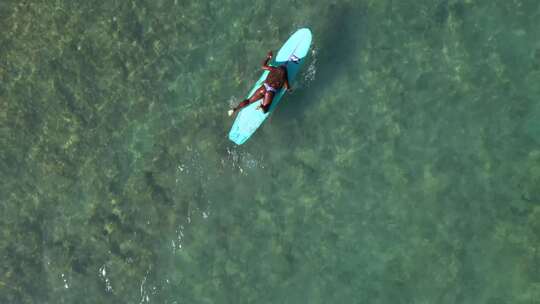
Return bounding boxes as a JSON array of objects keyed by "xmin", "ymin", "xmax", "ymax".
[{"xmin": 278, "ymin": 2, "xmax": 369, "ymax": 121}]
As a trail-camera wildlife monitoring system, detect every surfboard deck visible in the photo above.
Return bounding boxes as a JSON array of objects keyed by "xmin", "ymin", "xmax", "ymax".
[{"xmin": 228, "ymin": 28, "xmax": 312, "ymax": 145}]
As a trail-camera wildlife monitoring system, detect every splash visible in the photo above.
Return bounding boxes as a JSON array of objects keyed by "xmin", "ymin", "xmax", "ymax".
[
  {"xmin": 227, "ymin": 95, "xmax": 239, "ymax": 108},
  {"xmin": 225, "ymin": 146, "xmax": 266, "ymax": 174},
  {"xmin": 303, "ymin": 48, "xmax": 318, "ymax": 85},
  {"xmin": 61, "ymin": 273, "xmax": 69, "ymax": 289},
  {"xmin": 98, "ymin": 265, "xmax": 113, "ymax": 292},
  {"xmin": 138, "ymin": 266, "xmax": 151, "ymax": 304},
  {"xmin": 171, "ymin": 225, "xmax": 185, "ymax": 253}
]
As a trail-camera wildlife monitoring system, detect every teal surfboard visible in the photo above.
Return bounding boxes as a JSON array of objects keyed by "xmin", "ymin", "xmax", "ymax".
[{"xmin": 228, "ymin": 28, "xmax": 312, "ymax": 145}]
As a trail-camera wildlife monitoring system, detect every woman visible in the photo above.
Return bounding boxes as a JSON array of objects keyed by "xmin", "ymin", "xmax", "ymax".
[{"xmin": 228, "ymin": 51, "xmax": 292, "ymax": 116}]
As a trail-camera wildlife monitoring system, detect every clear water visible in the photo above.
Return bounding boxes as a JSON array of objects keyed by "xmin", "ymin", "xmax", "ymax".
[{"xmin": 1, "ymin": 0, "xmax": 540, "ymax": 303}]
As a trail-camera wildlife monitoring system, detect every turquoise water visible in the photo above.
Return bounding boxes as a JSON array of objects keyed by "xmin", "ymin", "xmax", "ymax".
[{"xmin": 1, "ymin": 0, "xmax": 540, "ymax": 303}]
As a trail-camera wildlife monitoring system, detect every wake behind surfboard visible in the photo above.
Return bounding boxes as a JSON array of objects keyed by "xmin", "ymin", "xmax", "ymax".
[{"xmin": 228, "ymin": 28, "xmax": 312, "ymax": 145}]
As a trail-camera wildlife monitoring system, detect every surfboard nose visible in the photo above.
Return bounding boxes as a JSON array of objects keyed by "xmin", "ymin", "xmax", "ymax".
[{"xmin": 298, "ymin": 28, "xmax": 311, "ymax": 33}]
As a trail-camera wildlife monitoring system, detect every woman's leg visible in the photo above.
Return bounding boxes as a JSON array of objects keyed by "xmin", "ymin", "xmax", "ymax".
[
  {"xmin": 261, "ymin": 91, "xmax": 275, "ymax": 113},
  {"xmin": 231, "ymin": 85, "xmax": 266, "ymax": 115}
]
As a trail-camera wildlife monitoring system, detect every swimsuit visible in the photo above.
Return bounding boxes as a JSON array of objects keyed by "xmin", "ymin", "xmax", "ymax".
[{"xmin": 264, "ymin": 82, "xmax": 278, "ymax": 93}]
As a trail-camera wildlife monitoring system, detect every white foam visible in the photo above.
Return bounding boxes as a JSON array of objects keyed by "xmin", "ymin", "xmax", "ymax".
[
  {"xmin": 303, "ymin": 48, "xmax": 318, "ymax": 84},
  {"xmin": 99, "ymin": 265, "xmax": 113, "ymax": 292},
  {"xmin": 227, "ymin": 95, "xmax": 238, "ymax": 108},
  {"xmin": 225, "ymin": 146, "xmax": 265, "ymax": 174}
]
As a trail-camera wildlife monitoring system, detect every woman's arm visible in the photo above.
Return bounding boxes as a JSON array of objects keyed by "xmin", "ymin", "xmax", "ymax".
[
  {"xmin": 284, "ymin": 68, "xmax": 291, "ymax": 91},
  {"xmin": 262, "ymin": 51, "xmax": 273, "ymax": 71}
]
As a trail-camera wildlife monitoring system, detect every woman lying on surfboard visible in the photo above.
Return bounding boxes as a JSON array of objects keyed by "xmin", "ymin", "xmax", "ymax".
[{"xmin": 228, "ymin": 51, "xmax": 295, "ymax": 116}]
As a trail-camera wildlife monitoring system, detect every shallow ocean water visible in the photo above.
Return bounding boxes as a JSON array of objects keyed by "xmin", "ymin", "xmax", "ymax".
[{"xmin": 1, "ymin": 0, "xmax": 540, "ymax": 303}]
